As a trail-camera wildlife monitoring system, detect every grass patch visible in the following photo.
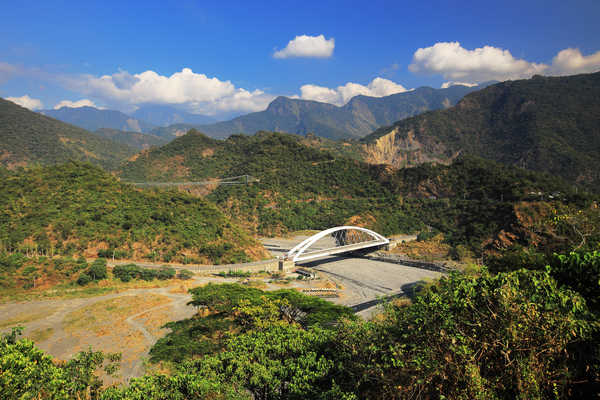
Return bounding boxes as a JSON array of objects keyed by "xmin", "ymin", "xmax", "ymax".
[{"xmin": 0, "ymin": 310, "xmax": 50, "ymax": 329}]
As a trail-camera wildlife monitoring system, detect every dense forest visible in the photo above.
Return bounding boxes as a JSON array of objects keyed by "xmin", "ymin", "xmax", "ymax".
[
  {"xmin": 0, "ymin": 162, "xmax": 267, "ymax": 269},
  {"xmin": 2, "ymin": 248, "xmax": 599, "ymax": 399}
]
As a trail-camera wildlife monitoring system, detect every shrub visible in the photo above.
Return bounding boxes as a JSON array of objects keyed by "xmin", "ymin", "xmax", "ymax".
[
  {"xmin": 87, "ymin": 259, "xmax": 107, "ymax": 281},
  {"xmin": 156, "ymin": 267, "xmax": 176, "ymax": 280},
  {"xmin": 77, "ymin": 273, "xmax": 92, "ymax": 286},
  {"xmin": 177, "ymin": 269, "xmax": 194, "ymax": 280},
  {"xmin": 216, "ymin": 270, "xmax": 251, "ymax": 278}
]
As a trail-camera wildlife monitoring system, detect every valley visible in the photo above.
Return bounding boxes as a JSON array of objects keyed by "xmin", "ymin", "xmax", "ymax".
[{"xmin": 1, "ymin": 70, "xmax": 599, "ymax": 398}]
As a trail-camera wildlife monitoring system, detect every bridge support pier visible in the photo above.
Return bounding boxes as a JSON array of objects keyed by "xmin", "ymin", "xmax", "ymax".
[{"xmin": 279, "ymin": 260, "xmax": 295, "ymax": 272}]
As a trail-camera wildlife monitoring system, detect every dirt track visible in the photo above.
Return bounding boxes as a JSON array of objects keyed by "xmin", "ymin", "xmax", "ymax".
[
  {"xmin": 0, "ymin": 277, "xmax": 235, "ymax": 382},
  {"xmin": 0, "ymin": 233, "xmax": 440, "ymax": 380}
]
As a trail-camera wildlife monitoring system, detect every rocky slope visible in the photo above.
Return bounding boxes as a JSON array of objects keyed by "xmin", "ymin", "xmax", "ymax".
[{"xmin": 362, "ymin": 72, "xmax": 600, "ymax": 189}]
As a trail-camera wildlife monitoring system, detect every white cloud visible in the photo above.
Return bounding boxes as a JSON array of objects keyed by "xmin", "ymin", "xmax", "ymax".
[
  {"xmin": 61, "ymin": 68, "xmax": 273, "ymax": 115},
  {"xmin": 549, "ymin": 48, "xmax": 600, "ymax": 75},
  {"xmin": 6, "ymin": 95, "xmax": 43, "ymax": 110},
  {"xmin": 299, "ymin": 77, "xmax": 408, "ymax": 105},
  {"xmin": 54, "ymin": 99, "xmax": 98, "ymax": 109},
  {"xmin": 409, "ymin": 42, "xmax": 600, "ymax": 83},
  {"xmin": 274, "ymin": 35, "xmax": 335, "ymax": 59},
  {"xmin": 440, "ymin": 81, "xmax": 479, "ymax": 89},
  {"xmin": 409, "ymin": 42, "xmax": 547, "ymax": 82}
]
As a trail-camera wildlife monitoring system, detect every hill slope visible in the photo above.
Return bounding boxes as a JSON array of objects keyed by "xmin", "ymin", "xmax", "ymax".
[
  {"xmin": 362, "ymin": 72, "xmax": 600, "ymax": 188},
  {"xmin": 120, "ymin": 130, "xmax": 595, "ymax": 255},
  {"xmin": 40, "ymin": 106, "xmax": 155, "ymax": 133},
  {"xmin": 153, "ymin": 85, "xmax": 482, "ymax": 140},
  {"xmin": 0, "ymin": 98, "xmax": 136, "ymax": 170},
  {"xmin": 0, "ymin": 162, "xmax": 267, "ymax": 264},
  {"xmin": 94, "ymin": 128, "xmax": 168, "ymax": 150}
]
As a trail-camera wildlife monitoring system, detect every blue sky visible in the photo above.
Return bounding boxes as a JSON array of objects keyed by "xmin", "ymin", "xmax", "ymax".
[{"xmin": 1, "ymin": 0, "xmax": 599, "ymax": 118}]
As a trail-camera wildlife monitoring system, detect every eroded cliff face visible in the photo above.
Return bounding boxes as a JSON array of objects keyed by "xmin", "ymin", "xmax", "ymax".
[{"xmin": 362, "ymin": 126, "xmax": 454, "ymax": 168}]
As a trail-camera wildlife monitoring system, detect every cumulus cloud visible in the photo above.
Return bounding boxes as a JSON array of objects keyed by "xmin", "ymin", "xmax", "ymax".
[
  {"xmin": 409, "ymin": 42, "xmax": 547, "ymax": 82},
  {"xmin": 6, "ymin": 95, "xmax": 43, "ymax": 110},
  {"xmin": 61, "ymin": 68, "xmax": 274, "ymax": 115},
  {"xmin": 54, "ymin": 99, "xmax": 98, "ymax": 109},
  {"xmin": 440, "ymin": 81, "xmax": 479, "ymax": 89},
  {"xmin": 549, "ymin": 48, "xmax": 600, "ymax": 75},
  {"xmin": 274, "ymin": 34, "xmax": 335, "ymax": 59},
  {"xmin": 409, "ymin": 42, "xmax": 600, "ymax": 83},
  {"xmin": 299, "ymin": 77, "xmax": 408, "ymax": 105}
]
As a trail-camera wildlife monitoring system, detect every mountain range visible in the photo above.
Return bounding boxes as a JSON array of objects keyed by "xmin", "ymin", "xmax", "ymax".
[
  {"xmin": 131, "ymin": 104, "xmax": 218, "ymax": 126},
  {"xmin": 361, "ymin": 72, "xmax": 600, "ymax": 188},
  {"xmin": 0, "ymin": 98, "xmax": 135, "ymax": 170},
  {"xmin": 161, "ymin": 84, "xmax": 486, "ymax": 140},
  {"xmin": 36, "ymin": 84, "xmax": 485, "ymax": 141},
  {"xmin": 40, "ymin": 106, "xmax": 156, "ymax": 133}
]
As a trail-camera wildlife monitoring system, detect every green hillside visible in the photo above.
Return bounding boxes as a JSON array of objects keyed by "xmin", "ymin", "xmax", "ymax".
[
  {"xmin": 0, "ymin": 162, "xmax": 267, "ymax": 264},
  {"xmin": 363, "ymin": 72, "xmax": 600, "ymax": 189},
  {"xmin": 120, "ymin": 130, "xmax": 597, "ymax": 256},
  {"xmin": 0, "ymin": 98, "xmax": 136, "ymax": 170},
  {"xmin": 94, "ymin": 128, "xmax": 168, "ymax": 150}
]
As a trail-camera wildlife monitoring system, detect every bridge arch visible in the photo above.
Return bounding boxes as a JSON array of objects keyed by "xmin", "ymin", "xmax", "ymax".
[{"xmin": 285, "ymin": 226, "xmax": 389, "ymax": 262}]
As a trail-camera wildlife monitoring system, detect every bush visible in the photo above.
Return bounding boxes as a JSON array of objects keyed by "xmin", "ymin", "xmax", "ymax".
[
  {"xmin": 0, "ymin": 252, "xmax": 26, "ymax": 272},
  {"xmin": 112, "ymin": 264, "xmax": 141, "ymax": 282},
  {"xmin": 87, "ymin": 259, "xmax": 107, "ymax": 281},
  {"xmin": 416, "ymin": 230, "xmax": 437, "ymax": 242},
  {"xmin": 216, "ymin": 270, "xmax": 251, "ymax": 278},
  {"xmin": 177, "ymin": 269, "xmax": 194, "ymax": 280},
  {"xmin": 548, "ymin": 250, "xmax": 600, "ymax": 313},
  {"xmin": 112, "ymin": 264, "xmax": 177, "ymax": 282},
  {"xmin": 156, "ymin": 267, "xmax": 176, "ymax": 280},
  {"xmin": 77, "ymin": 273, "xmax": 92, "ymax": 286}
]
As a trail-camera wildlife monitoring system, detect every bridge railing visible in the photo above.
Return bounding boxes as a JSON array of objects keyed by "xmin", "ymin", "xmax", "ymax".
[{"xmin": 285, "ymin": 226, "xmax": 389, "ymax": 262}]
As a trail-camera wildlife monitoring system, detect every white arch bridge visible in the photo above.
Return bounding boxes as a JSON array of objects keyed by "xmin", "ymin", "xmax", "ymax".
[{"xmin": 284, "ymin": 226, "xmax": 390, "ymax": 263}]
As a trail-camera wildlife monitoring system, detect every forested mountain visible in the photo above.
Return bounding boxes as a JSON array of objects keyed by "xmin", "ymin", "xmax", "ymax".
[
  {"xmin": 0, "ymin": 98, "xmax": 136, "ymax": 170},
  {"xmin": 94, "ymin": 128, "xmax": 168, "ymax": 150},
  {"xmin": 154, "ymin": 84, "xmax": 482, "ymax": 140},
  {"xmin": 0, "ymin": 162, "xmax": 267, "ymax": 264},
  {"xmin": 362, "ymin": 72, "xmax": 600, "ymax": 189},
  {"xmin": 40, "ymin": 106, "xmax": 155, "ymax": 133},
  {"xmin": 120, "ymin": 130, "xmax": 597, "ymax": 256},
  {"xmin": 149, "ymin": 123, "xmax": 201, "ymax": 138},
  {"xmin": 131, "ymin": 104, "xmax": 217, "ymax": 126}
]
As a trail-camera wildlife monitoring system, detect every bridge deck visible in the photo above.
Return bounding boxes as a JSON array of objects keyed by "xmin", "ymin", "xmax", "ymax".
[{"xmin": 292, "ymin": 240, "xmax": 385, "ymax": 262}]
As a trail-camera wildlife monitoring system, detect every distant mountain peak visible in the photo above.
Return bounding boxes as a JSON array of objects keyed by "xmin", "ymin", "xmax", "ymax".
[{"xmin": 151, "ymin": 85, "xmax": 484, "ymax": 141}]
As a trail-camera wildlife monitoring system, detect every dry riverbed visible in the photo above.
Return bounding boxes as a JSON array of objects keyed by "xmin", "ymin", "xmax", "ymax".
[{"xmin": 0, "ymin": 233, "xmax": 442, "ymax": 381}]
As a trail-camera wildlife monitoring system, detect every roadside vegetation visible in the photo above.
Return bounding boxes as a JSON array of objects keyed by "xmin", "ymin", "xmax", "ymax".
[{"xmin": 0, "ymin": 255, "xmax": 193, "ymax": 303}]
